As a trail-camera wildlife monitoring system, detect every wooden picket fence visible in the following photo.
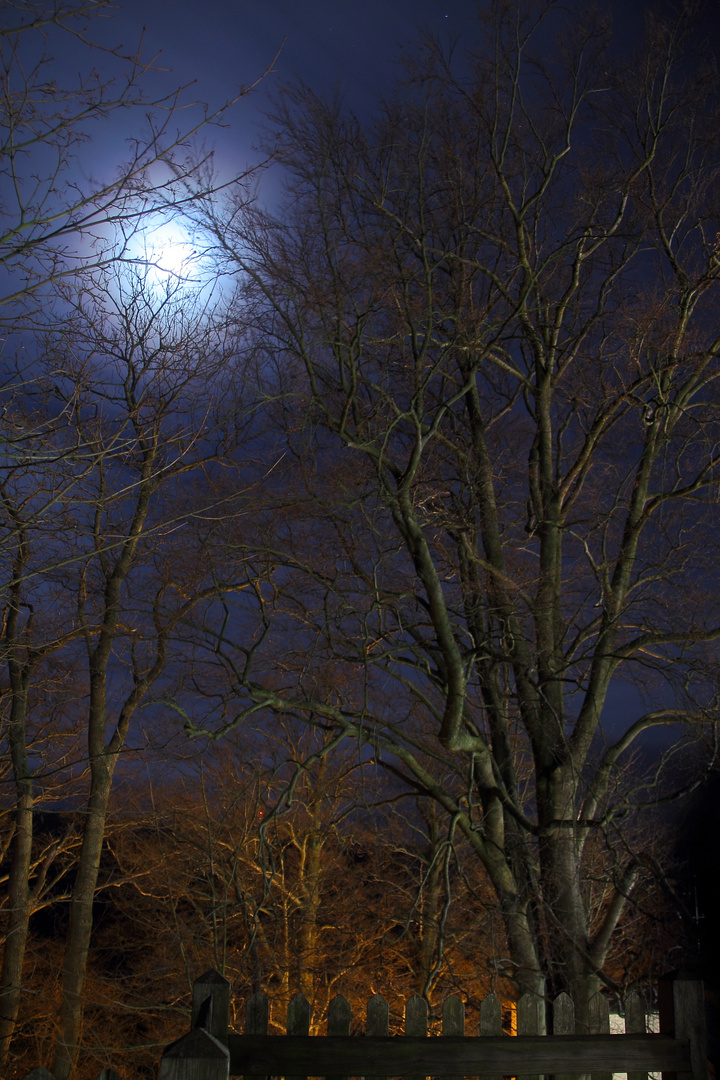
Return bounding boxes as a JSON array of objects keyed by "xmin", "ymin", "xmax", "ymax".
[
  {"xmin": 20, "ymin": 1070, "xmax": 120, "ymax": 1080},
  {"xmin": 20, "ymin": 968, "xmax": 709, "ymax": 1080}
]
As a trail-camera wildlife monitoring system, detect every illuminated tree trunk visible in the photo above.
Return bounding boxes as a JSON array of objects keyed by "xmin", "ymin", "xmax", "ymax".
[
  {"xmin": 52, "ymin": 755, "xmax": 116, "ymax": 1080},
  {"xmin": 0, "ymin": 694, "xmax": 32, "ymax": 1066}
]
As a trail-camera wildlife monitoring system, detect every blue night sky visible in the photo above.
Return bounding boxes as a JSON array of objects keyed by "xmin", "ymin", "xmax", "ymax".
[
  {"xmin": 69, "ymin": 0, "xmax": 719, "ymax": 763},
  {"xmin": 79, "ymin": 0, "xmax": 720, "ymax": 190}
]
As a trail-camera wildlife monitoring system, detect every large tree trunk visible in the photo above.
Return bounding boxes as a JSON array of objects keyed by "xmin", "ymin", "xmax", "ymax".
[
  {"xmin": 0, "ymin": 709, "xmax": 33, "ymax": 1067},
  {"xmin": 463, "ymin": 820, "xmax": 546, "ymax": 1017},
  {"xmin": 0, "ymin": 576, "xmax": 35, "ymax": 1070},
  {"xmin": 540, "ymin": 828, "xmax": 596, "ymax": 1030},
  {"xmin": 51, "ymin": 753, "xmax": 115, "ymax": 1080},
  {"xmin": 537, "ymin": 764, "xmax": 608, "ymax": 1033}
]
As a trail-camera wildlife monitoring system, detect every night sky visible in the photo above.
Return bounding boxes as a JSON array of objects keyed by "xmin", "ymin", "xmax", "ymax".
[
  {"xmin": 38, "ymin": 0, "xmax": 720, "ymax": 779},
  {"xmin": 82, "ymin": 0, "xmax": 720, "ymax": 194},
  {"xmin": 86, "ymin": 0, "xmax": 720, "ymax": 847}
]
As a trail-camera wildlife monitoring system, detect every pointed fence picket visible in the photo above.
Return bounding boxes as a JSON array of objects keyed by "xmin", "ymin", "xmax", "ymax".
[
  {"xmin": 477, "ymin": 992, "xmax": 502, "ymax": 1080},
  {"xmin": 20, "ymin": 967, "xmax": 709, "ymax": 1080},
  {"xmin": 442, "ymin": 994, "xmax": 464, "ymax": 1080},
  {"xmin": 626, "ymin": 990, "xmax": 649, "ymax": 1080},
  {"xmin": 405, "ymin": 993, "xmax": 428, "ymax": 1080},
  {"xmin": 366, "ymin": 992, "xmax": 390, "ymax": 1080}
]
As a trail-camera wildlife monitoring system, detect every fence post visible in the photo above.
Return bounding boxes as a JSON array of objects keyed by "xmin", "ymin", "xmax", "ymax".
[
  {"xmin": 659, "ymin": 969, "xmax": 708, "ymax": 1080},
  {"xmin": 552, "ymin": 992, "xmax": 574, "ymax": 1035},
  {"xmin": 367, "ymin": 994, "xmax": 389, "ymax": 1037},
  {"xmin": 159, "ymin": 1027, "xmax": 230, "ymax": 1080},
  {"xmin": 552, "ymin": 991, "xmax": 575, "ymax": 1080},
  {"xmin": 245, "ymin": 991, "xmax": 269, "ymax": 1037},
  {"xmin": 405, "ymin": 994, "xmax": 428, "ymax": 1037},
  {"xmin": 243, "ymin": 990, "xmax": 269, "ymax": 1080},
  {"xmin": 328, "ymin": 994, "xmax": 352, "ymax": 1036},
  {"xmin": 478, "ymin": 993, "xmax": 502, "ymax": 1036},
  {"xmin": 159, "ymin": 969, "xmax": 232, "ymax": 1080},
  {"xmin": 192, "ymin": 969, "xmax": 231, "ymax": 1046}
]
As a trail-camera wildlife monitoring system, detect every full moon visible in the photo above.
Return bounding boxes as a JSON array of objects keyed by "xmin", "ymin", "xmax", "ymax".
[
  {"xmin": 129, "ymin": 220, "xmax": 202, "ymax": 285},
  {"xmin": 148, "ymin": 230, "xmax": 197, "ymax": 280}
]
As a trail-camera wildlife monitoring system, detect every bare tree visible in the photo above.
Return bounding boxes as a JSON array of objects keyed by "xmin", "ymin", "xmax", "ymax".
[
  {"xmin": 0, "ymin": 359, "xmax": 108, "ymax": 1066},
  {"xmin": 45, "ymin": 263, "xmax": 246, "ymax": 1080},
  {"xmin": 193, "ymin": 1, "xmax": 720, "ymax": 1030},
  {"xmin": 97, "ymin": 726, "xmax": 501, "ymax": 1044},
  {"xmin": 0, "ymin": 2, "xmax": 273, "ymax": 1065},
  {"xmin": 0, "ymin": 252, "xmax": 257, "ymax": 1075}
]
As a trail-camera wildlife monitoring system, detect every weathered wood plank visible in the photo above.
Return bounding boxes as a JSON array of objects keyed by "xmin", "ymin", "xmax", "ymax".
[
  {"xmin": 287, "ymin": 993, "xmax": 310, "ymax": 1036},
  {"xmin": 478, "ymin": 992, "xmax": 503, "ymax": 1080},
  {"xmin": 328, "ymin": 994, "xmax": 351, "ymax": 1036},
  {"xmin": 442, "ymin": 995, "xmax": 464, "ymax": 1080},
  {"xmin": 478, "ymin": 993, "xmax": 502, "ymax": 1036},
  {"xmin": 244, "ymin": 991, "xmax": 269, "ymax": 1036},
  {"xmin": 553, "ymin": 993, "xmax": 575, "ymax": 1035},
  {"xmin": 517, "ymin": 993, "xmax": 544, "ymax": 1036},
  {"xmin": 160, "ymin": 1026, "xmax": 230, "ymax": 1080},
  {"xmin": 442, "ymin": 995, "xmax": 465, "ymax": 1036},
  {"xmin": 286, "ymin": 992, "xmax": 310, "ymax": 1080},
  {"xmin": 589, "ymin": 993, "xmax": 611, "ymax": 1080},
  {"xmin": 404, "ymin": 994, "xmax": 428, "ymax": 1037},
  {"xmin": 553, "ymin": 992, "xmax": 575, "ymax": 1080},
  {"xmin": 366, "ymin": 994, "xmax": 389, "ymax": 1080},
  {"xmin": 226, "ymin": 1032, "xmax": 691, "ymax": 1076},
  {"xmin": 405, "ymin": 994, "xmax": 428, "ymax": 1080},
  {"xmin": 243, "ymin": 989, "xmax": 269, "ymax": 1080},
  {"xmin": 192, "ymin": 969, "xmax": 231, "ymax": 1046},
  {"xmin": 660, "ymin": 975, "xmax": 708, "ymax": 1080},
  {"xmin": 327, "ymin": 994, "xmax": 351, "ymax": 1080},
  {"xmin": 517, "ymin": 993, "xmax": 544, "ymax": 1080},
  {"xmin": 625, "ymin": 992, "xmax": 646, "ymax": 1033},
  {"xmin": 588, "ymin": 993, "xmax": 609, "ymax": 1034},
  {"xmin": 366, "ymin": 995, "xmax": 389, "ymax": 1037},
  {"xmin": 626, "ymin": 990, "xmax": 647, "ymax": 1080}
]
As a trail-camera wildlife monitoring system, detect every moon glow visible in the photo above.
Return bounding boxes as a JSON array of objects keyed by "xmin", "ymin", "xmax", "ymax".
[{"xmin": 133, "ymin": 221, "xmax": 201, "ymax": 284}]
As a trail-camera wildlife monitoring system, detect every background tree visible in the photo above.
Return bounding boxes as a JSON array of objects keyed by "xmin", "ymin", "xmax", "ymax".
[
  {"xmin": 48, "ymin": 263, "xmax": 246, "ymax": 1080},
  {"xmin": 192, "ymin": 1, "xmax": 720, "ymax": 1030},
  {"xmin": 0, "ymin": 3, "xmax": 271, "ymax": 1067},
  {"xmin": 94, "ymin": 726, "xmax": 505, "ymax": 1038},
  {"xmin": 0, "ymin": 254, "xmax": 257, "ymax": 1076}
]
